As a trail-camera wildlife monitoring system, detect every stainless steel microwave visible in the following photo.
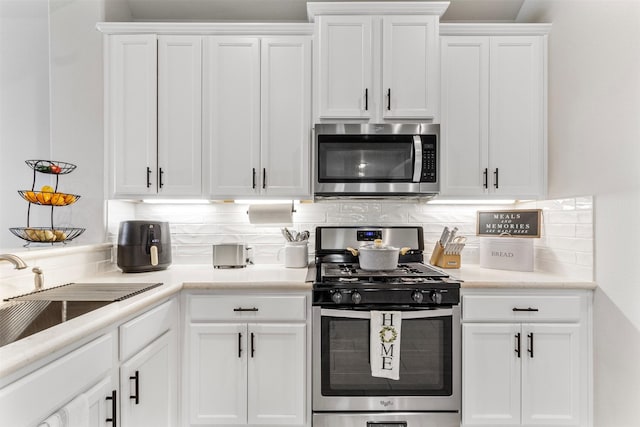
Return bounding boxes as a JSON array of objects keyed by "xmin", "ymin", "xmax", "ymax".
[{"xmin": 314, "ymin": 123, "xmax": 440, "ymax": 199}]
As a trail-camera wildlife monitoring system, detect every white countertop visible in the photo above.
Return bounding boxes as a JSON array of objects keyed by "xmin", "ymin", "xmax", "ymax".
[{"xmin": 0, "ymin": 262, "xmax": 596, "ymax": 381}]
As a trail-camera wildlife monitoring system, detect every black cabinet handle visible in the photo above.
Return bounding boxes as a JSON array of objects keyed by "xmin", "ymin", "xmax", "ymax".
[
  {"xmin": 159, "ymin": 168, "xmax": 164, "ymax": 188},
  {"xmin": 527, "ymin": 333, "xmax": 534, "ymax": 358},
  {"xmin": 494, "ymin": 168, "xmax": 499, "ymax": 189},
  {"xmin": 146, "ymin": 167, "xmax": 152, "ymax": 188},
  {"xmin": 512, "ymin": 307, "xmax": 539, "ymax": 312},
  {"xmin": 387, "ymin": 88, "xmax": 391, "ymax": 110},
  {"xmin": 238, "ymin": 332, "xmax": 242, "ymax": 358},
  {"xmin": 262, "ymin": 168, "xmax": 266, "ymax": 189},
  {"xmin": 483, "ymin": 168, "xmax": 488, "ymax": 189},
  {"xmin": 106, "ymin": 390, "xmax": 117, "ymax": 426},
  {"xmin": 515, "ymin": 333, "xmax": 521, "ymax": 358},
  {"xmin": 364, "ymin": 88, "xmax": 368, "ymax": 111},
  {"xmin": 252, "ymin": 168, "xmax": 256, "ymax": 189},
  {"xmin": 251, "ymin": 332, "xmax": 255, "ymax": 358},
  {"xmin": 130, "ymin": 370, "xmax": 139, "ymax": 405},
  {"xmin": 233, "ymin": 307, "xmax": 259, "ymax": 312}
]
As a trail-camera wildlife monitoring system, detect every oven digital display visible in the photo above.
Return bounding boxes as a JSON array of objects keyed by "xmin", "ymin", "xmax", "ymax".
[{"xmin": 357, "ymin": 230, "xmax": 382, "ymax": 241}]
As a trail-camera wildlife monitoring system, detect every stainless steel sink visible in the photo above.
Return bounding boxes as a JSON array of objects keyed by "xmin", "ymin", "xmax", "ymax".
[{"xmin": 0, "ymin": 282, "xmax": 162, "ymax": 347}]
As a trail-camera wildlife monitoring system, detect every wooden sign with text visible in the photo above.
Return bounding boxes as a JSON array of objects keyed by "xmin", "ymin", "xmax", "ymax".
[{"xmin": 476, "ymin": 209, "xmax": 542, "ymax": 238}]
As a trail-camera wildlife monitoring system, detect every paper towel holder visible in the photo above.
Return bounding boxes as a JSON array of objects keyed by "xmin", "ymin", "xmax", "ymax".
[{"xmin": 245, "ymin": 201, "xmax": 296, "ymax": 215}]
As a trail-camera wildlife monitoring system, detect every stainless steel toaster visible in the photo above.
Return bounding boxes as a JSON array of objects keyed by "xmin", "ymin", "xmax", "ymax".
[{"xmin": 212, "ymin": 243, "xmax": 251, "ymax": 268}]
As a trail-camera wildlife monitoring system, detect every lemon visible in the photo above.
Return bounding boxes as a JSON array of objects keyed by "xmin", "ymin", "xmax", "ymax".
[{"xmin": 41, "ymin": 185, "xmax": 54, "ymax": 193}]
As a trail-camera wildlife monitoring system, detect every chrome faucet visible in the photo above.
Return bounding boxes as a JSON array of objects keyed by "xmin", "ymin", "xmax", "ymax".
[{"xmin": 0, "ymin": 254, "xmax": 28, "ymax": 270}]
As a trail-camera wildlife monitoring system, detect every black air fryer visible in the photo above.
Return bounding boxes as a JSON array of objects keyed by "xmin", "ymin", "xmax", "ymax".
[{"xmin": 117, "ymin": 221, "xmax": 172, "ymax": 273}]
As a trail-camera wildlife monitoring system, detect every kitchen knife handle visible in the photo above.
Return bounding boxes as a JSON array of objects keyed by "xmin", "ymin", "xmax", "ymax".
[
  {"xmin": 146, "ymin": 167, "xmax": 152, "ymax": 188},
  {"xmin": 129, "ymin": 370, "xmax": 139, "ymax": 404},
  {"xmin": 364, "ymin": 88, "xmax": 368, "ymax": 111},
  {"xmin": 159, "ymin": 167, "xmax": 164, "ymax": 188},
  {"xmin": 262, "ymin": 168, "xmax": 266, "ymax": 189},
  {"xmin": 250, "ymin": 332, "xmax": 255, "ymax": 358},
  {"xmin": 387, "ymin": 88, "xmax": 391, "ymax": 110},
  {"xmin": 515, "ymin": 332, "xmax": 521, "ymax": 358},
  {"xmin": 483, "ymin": 168, "xmax": 488, "ymax": 189},
  {"xmin": 106, "ymin": 390, "xmax": 117, "ymax": 426},
  {"xmin": 494, "ymin": 168, "xmax": 499, "ymax": 188},
  {"xmin": 252, "ymin": 168, "xmax": 256, "ymax": 189},
  {"xmin": 527, "ymin": 332, "xmax": 534, "ymax": 358},
  {"xmin": 238, "ymin": 332, "xmax": 242, "ymax": 358}
]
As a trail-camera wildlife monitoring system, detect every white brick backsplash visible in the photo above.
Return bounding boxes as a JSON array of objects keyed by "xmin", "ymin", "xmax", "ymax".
[{"xmin": 103, "ymin": 196, "xmax": 593, "ymax": 280}]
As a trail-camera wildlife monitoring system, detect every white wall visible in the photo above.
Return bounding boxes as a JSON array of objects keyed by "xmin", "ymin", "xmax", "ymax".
[
  {"xmin": 517, "ymin": 1, "xmax": 640, "ymax": 425},
  {"xmin": 0, "ymin": 0, "xmax": 52, "ymax": 247}
]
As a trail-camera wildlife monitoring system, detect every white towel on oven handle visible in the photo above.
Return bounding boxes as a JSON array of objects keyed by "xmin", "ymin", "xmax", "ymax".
[{"xmin": 370, "ymin": 310, "xmax": 402, "ymax": 380}]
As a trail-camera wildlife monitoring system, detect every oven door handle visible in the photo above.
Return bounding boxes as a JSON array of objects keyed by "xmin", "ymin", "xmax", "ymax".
[
  {"xmin": 320, "ymin": 308, "xmax": 453, "ymax": 319},
  {"xmin": 412, "ymin": 135, "xmax": 423, "ymax": 183}
]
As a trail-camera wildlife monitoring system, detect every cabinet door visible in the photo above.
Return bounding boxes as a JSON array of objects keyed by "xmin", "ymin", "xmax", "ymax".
[
  {"xmin": 188, "ymin": 323, "xmax": 247, "ymax": 425},
  {"xmin": 120, "ymin": 331, "xmax": 178, "ymax": 427},
  {"xmin": 317, "ymin": 15, "xmax": 372, "ymax": 119},
  {"xmin": 247, "ymin": 323, "xmax": 306, "ymax": 425},
  {"xmin": 489, "ymin": 36, "xmax": 544, "ymax": 198},
  {"xmin": 382, "ymin": 15, "xmax": 438, "ymax": 119},
  {"xmin": 157, "ymin": 35, "xmax": 202, "ymax": 197},
  {"xmin": 108, "ymin": 34, "xmax": 157, "ymax": 196},
  {"xmin": 440, "ymin": 36, "xmax": 490, "ymax": 197},
  {"xmin": 521, "ymin": 324, "xmax": 581, "ymax": 426},
  {"xmin": 260, "ymin": 37, "xmax": 311, "ymax": 197},
  {"xmin": 86, "ymin": 377, "xmax": 116, "ymax": 427},
  {"xmin": 462, "ymin": 323, "xmax": 521, "ymax": 426},
  {"xmin": 207, "ymin": 37, "xmax": 261, "ymax": 197}
]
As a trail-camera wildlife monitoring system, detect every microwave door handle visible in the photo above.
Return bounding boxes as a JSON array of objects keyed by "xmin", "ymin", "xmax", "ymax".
[{"xmin": 412, "ymin": 135, "xmax": 422, "ymax": 183}]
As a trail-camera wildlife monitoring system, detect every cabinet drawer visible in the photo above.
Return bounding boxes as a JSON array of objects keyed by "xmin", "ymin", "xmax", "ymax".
[
  {"xmin": 120, "ymin": 298, "xmax": 177, "ymax": 361},
  {"xmin": 189, "ymin": 294, "xmax": 306, "ymax": 321},
  {"xmin": 462, "ymin": 294, "xmax": 583, "ymax": 322},
  {"xmin": 0, "ymin": 333, "xmax": 113, "ymax": 427}
]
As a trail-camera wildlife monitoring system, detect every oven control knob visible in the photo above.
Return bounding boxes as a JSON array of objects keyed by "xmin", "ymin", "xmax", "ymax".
[
  {"xmin": 351, "ymin": 291, "xmax": 362, "ymax": 304},
  {"xmin": 331, "ymin": 291, "xmax": 343, "ymax": 304},
  {"xmin": 430, "ymin": 290, "xmax": 443, "ymax": 305},
  {"xmin": 412, "ymin": 291, "xmax": 424, "ymax": 304}
]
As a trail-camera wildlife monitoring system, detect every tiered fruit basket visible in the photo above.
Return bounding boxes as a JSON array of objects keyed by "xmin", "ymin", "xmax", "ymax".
[{"xmin": 10, "ymin": 160, "xmax": 85, "ymax": 245}]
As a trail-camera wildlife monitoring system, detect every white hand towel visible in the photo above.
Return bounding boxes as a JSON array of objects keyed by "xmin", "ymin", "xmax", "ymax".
[
  {"xmin": 38, "ymin": 413, "xmax": 63, "ymax": 427},
  {"xmin": 370, "ymin": 310, "xmax": 402, "ymax": 380},
  {"xmin": 59, "ymin": 392, "xmax": 89, "ymax": 427}
]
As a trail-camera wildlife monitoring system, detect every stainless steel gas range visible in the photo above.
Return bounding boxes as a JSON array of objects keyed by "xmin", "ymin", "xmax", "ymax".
[{"xmin": 312, "ymin": 226, "xmax": 461, "ymax": 427}]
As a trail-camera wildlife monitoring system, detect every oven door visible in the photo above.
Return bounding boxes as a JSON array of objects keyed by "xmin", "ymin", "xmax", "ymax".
[{"xmin": 312, "ymin": 306, "xmax": 460, "ymax": 412}]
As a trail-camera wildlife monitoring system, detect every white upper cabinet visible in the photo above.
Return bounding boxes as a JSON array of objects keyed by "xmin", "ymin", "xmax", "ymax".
[
  {"xmin": 382, "ymin": 16, "xmax": 439, "ymax": 119},
  {"xmin": 157, "ymin": 36, "xmax": 203, "ymax": 197},
  {"xmin": 108, "ymin": 34, "xmax": 158, "ymax": 197},
  {"xmin": 440, "ymin": 25, "xmax": 549, "ymax": 199},
  {"xmin": 206, "ymin": 37, "xmax": 261, "ymax": 198},
  {"xmin": 316, "ymin": 14, "xmax": 439, "ymax": 122},
  {"xmin": 317, "ymin": 16, "xmax": 373, "ymax": 119},
  {"xmin": 206, "ymin": 35, "xmax": 311, "ymax": 199},
  {"xmin": 106, "ymin": 34, "xmax": 203, "ymax": 198}
]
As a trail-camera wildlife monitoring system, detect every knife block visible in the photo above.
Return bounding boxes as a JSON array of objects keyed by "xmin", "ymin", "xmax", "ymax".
[{"xmin": 429, "ymin": 242, "xmax": 461, "ymax": 269}]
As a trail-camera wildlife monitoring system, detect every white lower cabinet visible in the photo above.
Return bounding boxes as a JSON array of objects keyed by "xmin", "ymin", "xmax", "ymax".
[
  {"xmin": 185, "ymin": 293, "xmax": 308, "ymax": 427},
  {"xmin": 119, "ymin": 299, "xmax": 179, "ymax": 427},
  {"xmin": 0, "ymin": 333, "xmax": 116, "ymax": 427},
  {"xmin": 462, "ymin": 290, "xmax": 591, "ymax": 427}
]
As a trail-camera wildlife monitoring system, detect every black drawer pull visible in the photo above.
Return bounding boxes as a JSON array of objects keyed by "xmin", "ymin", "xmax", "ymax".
[
  {"xmin": 251, "ymin": 332, "xmax": 255, "ymax": 358},
  {"xmin": 512, "ymin": 307, "xmax": 539, "ymax": 312},
  {"xmin": 528, "ymin": 332, "xmax": 534, "ymax": 358},
  {"xmin": 514, "ymin": 332, "xmax": 521, "ymax": 358},
  {"xmin": 106, "ymin": 390, "xmax": 117, "ymax": 426},
  {"xmin": 238, "ymin": 332, "xmax": 242, "ymax": 358},
  {"xmin": 234, "ymin": 307, "xmax": 259, "ymax": 312},
  {"xmin": 146, "ymin": 167, "xmax": 152, "ymax": 188},
  {"xmin": 130, "ymin": 370, "xmax": 139, "ymax": 404}
]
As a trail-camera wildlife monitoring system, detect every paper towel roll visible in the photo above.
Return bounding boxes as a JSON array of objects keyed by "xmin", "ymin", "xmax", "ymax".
[{"xmin": 248, "ymin": 204, "xmax": 293, "ymax": 225}]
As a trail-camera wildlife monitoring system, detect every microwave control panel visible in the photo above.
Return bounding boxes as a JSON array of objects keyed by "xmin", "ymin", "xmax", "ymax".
[{"xmin": 421, "ymin": 135, "xmax": 437, "ymax": 183}]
